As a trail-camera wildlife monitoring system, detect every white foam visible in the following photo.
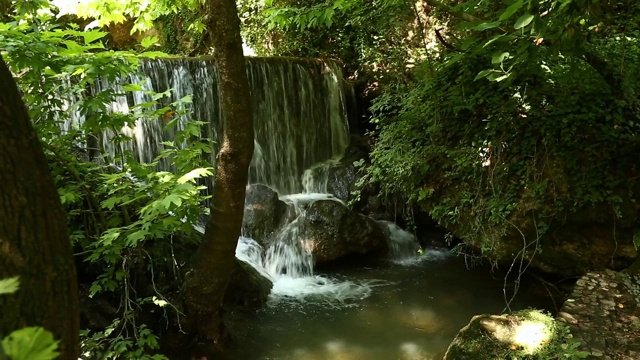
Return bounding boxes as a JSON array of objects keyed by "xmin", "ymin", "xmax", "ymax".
[{"xmin": 235, "ymin": 237, "xmax": 386, "ymax": 305}]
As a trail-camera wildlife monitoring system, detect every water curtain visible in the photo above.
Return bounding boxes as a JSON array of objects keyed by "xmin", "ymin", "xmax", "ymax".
[{"xmin": 68, "ymin": 57, "xmax": 352, "ymax": 194}]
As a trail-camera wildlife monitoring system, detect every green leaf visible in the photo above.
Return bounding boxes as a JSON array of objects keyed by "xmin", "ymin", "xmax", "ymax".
[
  {"xmin": 487, "ymin": 72, "xmax": 512, "ymax": 82},
  {"xmin": 0, "ymin": 277, "xmax": 20, "ymax": 295},
  {"xmin": 123, "ymin": 83, "xmax": 144, "ymax": 92},
  {"xmin": 474, "ymin": 69, "xmax": 500, "ymax": 81},
  {"xmin": 140, "ymin": 36, "xmax": 159, "ymax": 49},
  {"xmin": 101, "ymin": 196, "xmax": 121, "ymax": 210},
  {"xmin": 1, "ymin": 327, "xmax": 60, "ymax": 360},
  {"xmin": 60, "ymin": 40, "xmax": 86, "ymax": 56},
  {"xmin": 514, "ymin": 14, "xmax": 535, "ymax": 29},
  {"xmin": 491, "ymin": 52, "xmax": 510, "ymax": 64},
  {"xmin": 473, "ymin": 21, "xmax": 501, "ymax": 31},
  {"xmin": 81, "ymin": 30, "xmax": 107, "ymax": 44},
  {"xmin": 484, "ymin": 34, "xmax": 506, "ymax": 48},
  {"xmin": 161, "ymin": 193, "xmax": 182, "ymax": 209},
  {"xmin": 499, "ymin": 0, "xmax": 523, "ymax": 21},
  {"xmin": 126, "ymin": 230, "xmax": 148, "ymax": 245},
  {"xmin": 177, "ymin": 168, "xmax": 213, "ymax": 184}
]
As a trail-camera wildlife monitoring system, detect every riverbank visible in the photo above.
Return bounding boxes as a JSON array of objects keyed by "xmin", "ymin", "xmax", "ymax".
[{"xmin": 557, "ymin": 269, "xmax": 640, "ymax": 359}]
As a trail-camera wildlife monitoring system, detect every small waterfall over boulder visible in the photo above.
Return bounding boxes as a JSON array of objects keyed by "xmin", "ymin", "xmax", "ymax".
[{"xmin": 241, "ymin": 184, "xmax": 387, "ymax": 267}]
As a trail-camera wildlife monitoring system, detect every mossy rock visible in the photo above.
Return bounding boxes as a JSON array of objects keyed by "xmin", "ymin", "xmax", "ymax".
[{"xmin": 444, "ymin": 309, "xmax": 586, "ymax": 360}]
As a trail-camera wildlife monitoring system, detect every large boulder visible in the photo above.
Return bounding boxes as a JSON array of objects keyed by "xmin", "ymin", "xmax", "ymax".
[
  {"xmin": 241, "ymin": 184, "xmax": 291, "ymax": 246},
  {"xmin": 444, "ymin": 310, "xmax": 575, "ymax": 360},
  {"xmin": 297, "ymin": 199, "xmax": 388, "ymax": 263}
]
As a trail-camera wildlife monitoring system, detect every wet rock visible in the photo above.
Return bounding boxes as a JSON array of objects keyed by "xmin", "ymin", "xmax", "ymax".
[
  {"xmin": 241, "ymin": 184, "xmax": 289, "ymax": 246},
  {"xmin": 326, "ymin": 162, "xmax": 357, "ymax": 202},
  {"xmin": 298, "ymin": 199, "xmax": 388, "ymax": 263},
  {"xmin": 225, "ymin": 259, "xmax": 273, "ymax": 307}
]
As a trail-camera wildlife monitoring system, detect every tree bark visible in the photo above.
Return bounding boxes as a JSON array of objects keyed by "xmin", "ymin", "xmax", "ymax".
[
  {"xmin": 183, "ymin": 0, "xmax": 254, "ymax": 355},
  {"xmin": 0, "ymin": 56, "xmax": 79, "ymax": 359}
]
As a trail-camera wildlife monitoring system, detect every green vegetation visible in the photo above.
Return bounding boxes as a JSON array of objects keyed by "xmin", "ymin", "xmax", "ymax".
[{"xmin": 0, "ymin": 2, "xmax": 211, "ymax": 358}]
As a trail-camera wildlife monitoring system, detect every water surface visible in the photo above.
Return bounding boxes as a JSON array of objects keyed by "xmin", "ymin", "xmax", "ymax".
[{"xmin": 227, "ymin": 249, "xmax": 552, "ymax": 360}]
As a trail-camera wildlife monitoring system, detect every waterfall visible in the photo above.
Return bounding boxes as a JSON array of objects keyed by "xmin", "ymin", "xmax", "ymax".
[
  {"xmin": 68, "ymin": 56, "xmax": 394, "ymax": 302},
  {"xmin": 66, "ymin": 57, "xmax": 351, "ymax": 195}
]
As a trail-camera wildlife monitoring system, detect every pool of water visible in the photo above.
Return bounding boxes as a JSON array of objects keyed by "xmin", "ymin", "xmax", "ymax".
[{"xmin": 226, "ymin": 249, "xmax": 553, "ymax": 360}]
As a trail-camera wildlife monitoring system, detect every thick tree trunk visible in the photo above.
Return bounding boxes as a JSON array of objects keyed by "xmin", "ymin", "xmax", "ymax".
[
  {"xmin": 183, "ymin": 0, "xmax": 254, "ymax": 355},
  {"xmin": 0, "ymin": 56, "xmax": 79, "ymax": 359}
]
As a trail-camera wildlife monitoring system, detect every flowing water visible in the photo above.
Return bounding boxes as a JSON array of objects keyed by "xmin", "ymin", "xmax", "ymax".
[
  {"xmin": 230, "ymin": 219, "xmax": 553, "ymax": 360},
  {"xmin": 67, "ymin": 57, "xmax": 351, "ymax": 194}
]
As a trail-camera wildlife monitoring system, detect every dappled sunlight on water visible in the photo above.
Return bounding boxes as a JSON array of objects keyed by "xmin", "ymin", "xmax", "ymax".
[
  {"xmin": 251, "ymin": 340, "xmax": 439, "ymax": 360},
  {"xmin": 226, "ymin": 250, "xmax": 554, "ymax": 360}
]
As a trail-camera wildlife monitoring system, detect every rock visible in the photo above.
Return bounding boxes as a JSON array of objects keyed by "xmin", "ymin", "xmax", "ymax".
[
  {"xmin": 241, "ymin": 184, "xmax": 290, "ymax": 246},
  {"xmin": 297, "ymin": 199, "xmax": 388, "ymax": 263},
  {"xmin": 224, "ymin": 259, "xmax": 273, "ymax": 307},
  {"xmin": 444, "ymin": 310, "xmax": 562, "ymax": 360},
  {"xmin": 555, "ymin": 270, "xmax": 640, "ymax": 359},
  {"xmin": 326, "ymin": 162, "xmax": 357, "ymax": 202}
]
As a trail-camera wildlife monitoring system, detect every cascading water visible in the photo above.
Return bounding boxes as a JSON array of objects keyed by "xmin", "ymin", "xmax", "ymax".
[
  {"xmin": 66, "ymin": 57, "xmax": 350, "ymax": 195},
  {"xmin": 70, "ymin": 56, "xmax": 416, "ymax": 302},
  {"xmin": 235, "ymin": 237, "xmax": 378, "ymax": 302}
]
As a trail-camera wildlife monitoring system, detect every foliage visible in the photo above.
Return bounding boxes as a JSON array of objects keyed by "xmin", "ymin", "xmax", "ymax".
[
  {"xmin": 240, "ymin": 0, "xmax": 430, "ymax": 86},
  {"xmin": 0, "ymin": 278, "xmax": 60, "ymax": 360},
  {"xmin": 363, "ymin": 0, "xmax": 640, "ymax": 256},
  {"xmin": 1, "ymin": 328, "xmax": 60, "ymax": 360},
  {"xmin": 55, "ymin": 0, "xmax": 205, "ymax": 36},
  {"xmin": 79, "ymin": 323, "xmax": 167, "ymax": 360},
  {"xmin": 1, "ymin": 2, "xmax": 213, "ymax": 358},
  {"xmin": 0, "ymin": 277, "xmax": 20, "ymax": 295}
]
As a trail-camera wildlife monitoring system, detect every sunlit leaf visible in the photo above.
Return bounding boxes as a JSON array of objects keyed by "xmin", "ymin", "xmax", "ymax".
[
  {"xmin": 81, "ymin": 30, "xmax": 107, "ymax": 44},
  {"xmin": 0, "ymin": 277, "xmax": 20, "ymax": 295},
  {"xmin": 492, "ymin": 52, "xmax": 510, "ymax": 64},
  {"xmin": 514, "ymin": 14, "xmax": 534, "ymax": 29},
  {"xmin": 177, "ymin": 168, "xmax": 213, "ymax": 184},
  {"xmin": 1, "ymin": 327, "xmax": 59, "ymax": 360},
  {"xmin": 123, "ymin": 83, "xmax": 144, "ymax": 92},
  {"xmin": 140, "ymin": 36, "xmax": 159, "ymax": 49},
  {"xmin": 474, "ymin": 69, "xmax": 500, "ymax": 81}
]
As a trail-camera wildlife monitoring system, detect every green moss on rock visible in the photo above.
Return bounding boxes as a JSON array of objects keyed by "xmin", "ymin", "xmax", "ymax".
[{"xmin": 443, "ymin": 309, "xmax": 588, "ymax": 360}]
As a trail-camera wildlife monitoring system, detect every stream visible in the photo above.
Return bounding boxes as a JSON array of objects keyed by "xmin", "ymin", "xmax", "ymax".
[{"xmin": 227, "ymin": 238, "xmax": 553, "ymax": 360}]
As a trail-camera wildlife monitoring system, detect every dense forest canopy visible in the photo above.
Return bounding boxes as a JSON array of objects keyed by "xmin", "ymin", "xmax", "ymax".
[{"xmin": 0, "ymin": 0, "xmax": 639, "ymax": 358}]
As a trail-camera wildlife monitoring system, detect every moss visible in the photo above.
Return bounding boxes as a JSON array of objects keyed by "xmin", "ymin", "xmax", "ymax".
[{"xmin": 444, "ymin": 309, "xmax": 589, "ymax": 360}]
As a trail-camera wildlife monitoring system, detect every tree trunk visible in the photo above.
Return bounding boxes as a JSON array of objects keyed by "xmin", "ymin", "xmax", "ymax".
[
  {"xmin": 183, "ymin": 0, "xmax": 254, "ymax": 355},
  {"xmin": 0, "ymin": 56, "xmax": 79, "ymax": 359}
]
